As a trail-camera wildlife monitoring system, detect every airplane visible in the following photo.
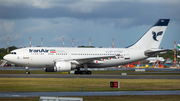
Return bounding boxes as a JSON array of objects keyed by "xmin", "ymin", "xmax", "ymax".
[
  {"xmin": 3, "ymin": 19, "xmax": 170, "ymax": 75},
  {"xmin": 146, "ymin": 57, "xmax": 165, "ymax": 63},
  {"xmin": 178, "ymin": 44, "xmax": 180, "ymax": 58},
  {"xmin": 178, "ymin": 44, "xmax": 180, "ymax": 50}
]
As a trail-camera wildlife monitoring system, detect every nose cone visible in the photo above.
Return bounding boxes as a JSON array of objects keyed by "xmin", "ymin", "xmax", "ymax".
[
  {"xmin": 3, "ymin": 55, "xmax": 8, "ymax": 60},
  {"xmin": 3, "ymin": 54, "xmax": 18, "ymax": 64},
  {"xmin": 3, "ymin": 55, "xmax": 12, "ymax": 62}
]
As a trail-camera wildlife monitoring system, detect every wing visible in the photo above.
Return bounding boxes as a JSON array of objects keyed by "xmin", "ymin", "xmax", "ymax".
[
  {"xmin": 157, "ymin": 31, "xmax": 163, "ymax": 36},
  {"xmin": 54, "ymin": 55, "xmax": 117, "ymax": 64}
]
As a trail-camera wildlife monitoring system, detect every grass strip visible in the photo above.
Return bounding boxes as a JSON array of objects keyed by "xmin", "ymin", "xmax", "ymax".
[{"xmin": 0, "ymin": 78, "xmax": 180, "ymax": 92}]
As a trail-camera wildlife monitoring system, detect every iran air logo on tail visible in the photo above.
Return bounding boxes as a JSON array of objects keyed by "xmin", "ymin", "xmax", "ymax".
[{"xmin": 152, "ymin": 31, "xmax": 163, "ymax": 41}]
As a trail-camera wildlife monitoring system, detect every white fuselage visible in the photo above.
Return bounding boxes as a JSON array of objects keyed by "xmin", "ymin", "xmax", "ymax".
[{"xmin": 4, "ymin": 47, "xmax": 148, "ymax": 68}]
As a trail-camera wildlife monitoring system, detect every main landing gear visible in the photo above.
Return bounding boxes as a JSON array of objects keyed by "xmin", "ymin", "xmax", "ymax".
[
  {"xmin": 25, "ymin": 67, "xmax": 30, "ymax": 74},
  {"xmin": 74, "ymin": 64, "xmax": 92, "ymax": 75}
]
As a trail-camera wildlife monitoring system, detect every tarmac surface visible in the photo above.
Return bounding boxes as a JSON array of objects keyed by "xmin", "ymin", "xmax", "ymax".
[
  {"xmin": 0, "ymin": 67, "xmax": 180, "ymax": 79},
  {"xmin": 0, "ymin": 74, "xmax": 180, "ymax": 79},
  {"xmin": 1, "ymin": 91, "xmax": 180, "ymax": 97},
  {"xmin": 1, "ymin": 67, "xmax": 180, "ymax": 71}
]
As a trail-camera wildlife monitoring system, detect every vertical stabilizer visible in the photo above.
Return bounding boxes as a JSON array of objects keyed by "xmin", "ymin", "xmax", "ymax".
[
  {"xmin": 128, "ymin": 19, "xmax": 170, "ymax": 49},
  {"xmin": 178, "ymin": 44, "xmax": 180, "ymax": 50}
]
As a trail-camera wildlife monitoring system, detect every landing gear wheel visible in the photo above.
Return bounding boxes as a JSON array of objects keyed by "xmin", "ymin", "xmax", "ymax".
[
  {"xmin": 86, "ymin": 71, "xmax": 92, "ymax": 75},
  {"xmin": 80, "ymin": 71, "xmax": 86, "ymax": 75},
  {"xmin": 25, "ymin": 71, "xmax": 30, "ymax": 75},
  {"xmin": 74, "ymin": 71, "xmax": 80, "ymax": 75},
  {"xmin": 25, "ymin": 67, "xmax": 30, "ymax": 75}
]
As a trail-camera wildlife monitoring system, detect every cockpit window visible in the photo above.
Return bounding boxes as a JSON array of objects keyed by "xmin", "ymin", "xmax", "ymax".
[{"xmin": 10, "ymin": 52, "xmax": 17, "ymax": 55}]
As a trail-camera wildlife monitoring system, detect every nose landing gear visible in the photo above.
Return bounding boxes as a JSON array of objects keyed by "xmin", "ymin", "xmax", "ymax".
[{"xmin": 25, "ymin": 67, "xmax": 30, "ymax": 74}]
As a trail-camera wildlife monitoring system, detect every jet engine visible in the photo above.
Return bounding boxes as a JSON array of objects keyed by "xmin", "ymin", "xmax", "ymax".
[{"xmin": 45, "ymin": 61, "xmax": 78, "ymax": 72}]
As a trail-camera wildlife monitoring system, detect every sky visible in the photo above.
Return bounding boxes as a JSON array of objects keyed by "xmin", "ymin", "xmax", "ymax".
[{"xmin": 0, "ymin": 0, "xmax": 180, "ymax": 49}]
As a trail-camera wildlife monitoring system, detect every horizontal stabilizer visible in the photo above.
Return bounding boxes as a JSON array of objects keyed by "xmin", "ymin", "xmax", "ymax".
[{"xmin": 144, "ymin": 49, "xmax": 173, "ymax": 56}]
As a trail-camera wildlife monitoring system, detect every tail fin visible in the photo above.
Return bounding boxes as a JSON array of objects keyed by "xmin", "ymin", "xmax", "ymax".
[
  {"xmin": 178, "ymin": 44, "xmax": 180, "ymax": 50},
  {"xmin": 128, "ymin": 19, "xmax": 170, "ymax": 49}
]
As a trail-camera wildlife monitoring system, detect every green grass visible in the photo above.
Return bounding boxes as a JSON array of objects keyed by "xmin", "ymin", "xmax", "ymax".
[
  {"xmin": 0, "ymin": 78, "xmax": 180, "ymax": 92},
  {"xmin": 1, "ymin": 95, "xmax": 180, "ymax": 101}
]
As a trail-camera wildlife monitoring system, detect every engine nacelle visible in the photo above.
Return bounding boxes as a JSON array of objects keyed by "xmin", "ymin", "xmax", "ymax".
[{"xmin": 45, "ymin": 61, "xmax": 77, "ymax": 72}]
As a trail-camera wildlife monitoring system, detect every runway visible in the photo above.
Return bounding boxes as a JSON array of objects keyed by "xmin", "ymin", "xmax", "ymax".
[
  {"xmin": 0, "ymin": 74, "xmax": 180, "ymax": 79},
  {"xmin": 1, "ymin": 67, "xmax": 180, "ymax": 71},
  {"xmin": 1, "ymin": 91, "xmax": 180, "ymax": 97}
]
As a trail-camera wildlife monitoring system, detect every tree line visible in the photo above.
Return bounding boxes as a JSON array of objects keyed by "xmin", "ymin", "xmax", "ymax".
[{"xmin": 0, "ymin": 46, "xmax": 17, "ymax": 59}]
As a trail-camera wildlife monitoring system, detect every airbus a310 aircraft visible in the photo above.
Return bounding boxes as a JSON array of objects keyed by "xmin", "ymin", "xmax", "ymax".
[{"xmin": 3, "ymin": 19, "xmax": 170, "ymax": 75}]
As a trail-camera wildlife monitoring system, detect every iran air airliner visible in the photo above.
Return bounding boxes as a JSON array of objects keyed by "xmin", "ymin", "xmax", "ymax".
[{"xmin": 3, "ymin": 19, "xmax": 170, "ymax": 75}]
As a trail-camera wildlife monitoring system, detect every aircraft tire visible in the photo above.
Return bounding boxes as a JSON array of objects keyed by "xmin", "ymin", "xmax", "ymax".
[
  {"xmin": 74, "ymin": 71, "xmax": 80, "ymax": 75},
  {"xmin": 80, "ymin": 71, "xmax": 86, "ymax": 75},
  {"xmin": 25, "ymin": 71, "xmax": 30, "ymax": 75},
  {"xmin": 86, "ymin": 71, "xmax": 92, "ymax": 75}
]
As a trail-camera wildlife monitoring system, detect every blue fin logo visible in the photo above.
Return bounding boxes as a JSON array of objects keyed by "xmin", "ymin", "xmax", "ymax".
[{"xmin": 152, "ymin": 31, "xmax": 163, "ymax": 41}]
